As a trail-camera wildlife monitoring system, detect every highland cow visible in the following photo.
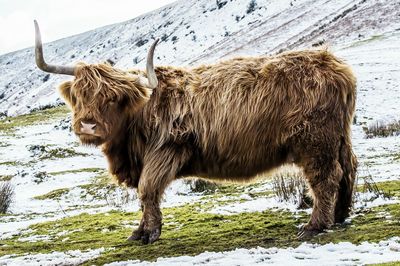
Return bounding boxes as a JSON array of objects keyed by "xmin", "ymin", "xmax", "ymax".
[{"xmin": 34, "ymin": 20, "xmax": 357, "ymax": 244}]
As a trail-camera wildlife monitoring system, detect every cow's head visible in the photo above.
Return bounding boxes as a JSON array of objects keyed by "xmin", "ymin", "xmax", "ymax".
[{"xmin": 34, "ymin": 20, "xmax": 158, "ymax": 146}]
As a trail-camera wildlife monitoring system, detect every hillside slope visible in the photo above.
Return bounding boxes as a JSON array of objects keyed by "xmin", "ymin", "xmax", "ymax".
[{"xmin": 0, "ymin": 0, "xmax": 399, "ymax": 116}]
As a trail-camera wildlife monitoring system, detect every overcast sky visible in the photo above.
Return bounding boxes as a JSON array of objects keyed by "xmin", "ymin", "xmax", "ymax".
[{"xmin": 0, "ymin": 0, "xmax": 177, "ymax": 55}]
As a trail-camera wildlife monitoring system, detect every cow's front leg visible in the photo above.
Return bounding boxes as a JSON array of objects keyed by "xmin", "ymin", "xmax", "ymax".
[
  {"xmin": 129, "ymin": 196, "xmax": 163, "ymax": 244},
  {"xmin": 128, "ymin": 146, "xmax": 190, "ymax": 244}
]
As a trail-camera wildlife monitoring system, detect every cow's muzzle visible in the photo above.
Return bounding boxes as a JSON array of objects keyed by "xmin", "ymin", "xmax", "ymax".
[{"xmin": 80, "ymin": 121, "xmax": 97, "ymax": 135}]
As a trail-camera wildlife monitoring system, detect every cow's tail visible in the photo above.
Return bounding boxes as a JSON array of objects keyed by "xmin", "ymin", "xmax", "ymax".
[{"xmin": 335, "ymin": 67, "xmax": 357, "ymax": 221}]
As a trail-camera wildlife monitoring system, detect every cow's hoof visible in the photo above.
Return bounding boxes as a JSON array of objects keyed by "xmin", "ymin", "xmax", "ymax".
[
  {"xmin": 141, "ymin": 228, "xmax": 161, "ymax": 245},
  {"xmin": 127, "ymin": 229, "xmax": 143, "ymax": 241},
  {"xmin": 334, "ymin": 212, "xmax": 349, "ymax": 224},
  {"xmin": 297, "ymin": 225, "xmax": 322, "ymax": 240}
]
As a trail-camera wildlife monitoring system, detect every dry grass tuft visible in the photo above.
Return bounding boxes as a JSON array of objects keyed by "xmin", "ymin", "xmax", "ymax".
[
  {"xmin": 364, "ymin": 120, "xmax": 400, "ymax": 138},
  {"xmin": 0, "ymin": 181, "xmax": 14, "ymax": 213}
]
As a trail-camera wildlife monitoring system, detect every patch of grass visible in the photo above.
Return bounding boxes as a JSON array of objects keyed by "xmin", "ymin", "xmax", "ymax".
[
  {"xmin": 0, "ymin": 161, "xmax": 17, "ymax": 166},
  {"xmin": 354, "ymin": 174, "xmax": 400, "ymax": 198},
  {"xmin": 41, "ymin": 147, "xmax": 86, "ymax": 159},
  {"xmin": 346, "ymin": 34, "xmax": 384, "ymax": 49},
  {"xmin": 0, "ymin": 206, "xmax": 304, "ymax": 263},
  {"xmin": 0, "ymin": 201, "xmax": 399, "ymax": 265},
  {"xmin": 34, "ymin": 170, "xmax": 108, "ymax": 200},
  {"xmin": 315, "ymin": 203, "xmax": 400, "ymax": 244},
  {"xmin": 1, "ymin": 179, "xmax": 399, "ymax": 265},
  {"xmin": 0, "ymin": 175, "xmax": 13, "ymax": 182},
  {"xmin": 370, "ymin": 262, "xmax": 400, "ymax": 266},
  {"xmin": 357, "ymin": 174, "xmax": 393, "ymax": 199},
  {"xmin": 33, "ymin": 188, "xmax": 72, "ymax": 200},
  {"xmin": 48, "ymin": 168, "xmax": 104, "ymax": 176},
  {"xmin": 1, "ymin": 175, "xmax": 400, "ymax": 265},
  {"xmin": 375, "ymin": 180, "xmax": 400, "ymax": 198},
  {"xmin": 393, "ymin": 153, "xmax": 400, "ymax": 162},
  {"xmin": 0, "ymin": 106, "xmax": 69, "ymax": 133},
  {"xmin": 28, "ymin": 144, "xmax": 87, "ymax": 160},
  {"xmin": 77, "ymin": 173, "xmax": 127, "ymax": 203}
]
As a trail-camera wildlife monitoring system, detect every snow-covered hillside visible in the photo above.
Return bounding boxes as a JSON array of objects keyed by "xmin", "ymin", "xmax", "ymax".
[
  {"xmin": 1, "ymin": 0, "xmax": 400, "ymax": 265},
  {"xmin": 0, "ymin": 0, "xmax": 399, "ymax": 116}
]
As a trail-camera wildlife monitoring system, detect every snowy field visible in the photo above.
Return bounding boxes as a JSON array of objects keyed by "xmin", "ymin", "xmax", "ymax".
[{"xmin": 1, "ymin": 0, "xmax": 400, "ymax": 265}]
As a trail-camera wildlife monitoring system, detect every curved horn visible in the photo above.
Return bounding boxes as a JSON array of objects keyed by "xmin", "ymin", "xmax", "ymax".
[
  {"xmin": 34, "ymin": 20, "xmax": 75, "ymax": 76},
  {"xmin": 136, "ymin": 39, "xmax": 159, "ymax": 89}
]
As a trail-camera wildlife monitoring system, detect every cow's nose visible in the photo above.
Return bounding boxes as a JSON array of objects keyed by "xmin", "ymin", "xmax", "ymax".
[{"xmin": 80, "ymin": 121, "xmax": 97, "ymax": 134}]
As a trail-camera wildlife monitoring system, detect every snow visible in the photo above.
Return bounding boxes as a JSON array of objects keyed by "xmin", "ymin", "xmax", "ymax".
[
  {"xmin": 208, "ymin": 189, "xmax": 398, "ymax": 216},
  {"xmin": 354, "ymin": 192, "xmax": 399, "ymax": 209},
  {"xmin": 0, "ymin": 248, "xmax": 105, "ymax": 266},
  {"xmin": 208, "ymin": 196, "xmax": 299, "ymax": 215},
  {"xmin": 106, "ymin": 238, "xmax": 400, "ymax": 266}
]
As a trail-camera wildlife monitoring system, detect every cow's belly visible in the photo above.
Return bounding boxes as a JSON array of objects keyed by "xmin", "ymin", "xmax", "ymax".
[{"xmin": 184, "ymin": 144, "xmax": 288, "ymax": 180}]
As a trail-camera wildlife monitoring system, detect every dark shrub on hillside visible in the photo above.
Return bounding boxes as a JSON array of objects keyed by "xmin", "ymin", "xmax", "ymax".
[
  {"xmin": 136, "ymin": 39, "xmax": 149, "ymax": 47},
  {"xmin": 312, "ymin": 39, "xmax": 326, "ymax": 47},
  {"xmin": 0, "ymin": 182, "xmax": 14, "ymax": 213},
  {"xmin": 106, "ymin": 59, "xmax": 115, "ymax": 66},
  {"xmin": 186, "ymin": 178, "xmax": 218, "ymax": 193},
  {"xmin": 161, "ymin": 34, "xmax": 169, "ymax": 42},
  {"xmin": 246, "ymin": 0, "xmax": 257, "ymax": 14},
  {"xmin": 29, "ymin": 102, "xmax": 65, "ymax": 113},
  {"xmin": 42, "ymin": 74, "xmax": 50, "ymax": 82},
  {"xmin": 216, "ymin": 0, "xmax": 228, "ymax": 9},
  {"xmin": 33, "ymin": 171, "xmax": 49, "ymax": 184}
]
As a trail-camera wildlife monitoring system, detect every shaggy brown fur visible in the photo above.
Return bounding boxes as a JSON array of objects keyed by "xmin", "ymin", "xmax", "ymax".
[{"xmin": 59, "ymin": 49, "xmax": 357, "ymax": 244}]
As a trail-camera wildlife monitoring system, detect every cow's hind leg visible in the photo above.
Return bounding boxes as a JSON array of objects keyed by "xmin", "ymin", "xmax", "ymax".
[
  {"xmin": 296, "ymin": 140, "xmax": 342, "ymax": 239},
  {"xmin": 334, "ymin": 137, "xmax": 357, "ymax": 223}
]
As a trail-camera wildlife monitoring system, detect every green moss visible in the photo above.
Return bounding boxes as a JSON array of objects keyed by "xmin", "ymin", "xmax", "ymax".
[
  {"xmin": 42, "ymin": 147, "xmax": 86, "ymax": 159},
  {"xmin": 0, "ymin": 106, "xmax": 69, "ymax": 133},
  {"xmin": 0, "ymin": 206, "xmax": 305, "ymax": 264},
  {"xmin": 311, "ymin": 203, "xmax": 400, "ymax": 244},
  {"xmin": 1, "ymin": 179, "xmax": 399, "ymax": 265},
  {"xmin": 0, "ymin": 161, "xmax": 17, "ymax": 166},
  {"xmin": 34, "ymin": 170, "xmax": 108, "ymax": 200},
  {"xmin": 370, "ymin": 262, "xmax": 400, "ymax": 266},
  {"xmin": 33, "ymin": 188, "xmax": 71, "ymax": 200},
  {"xmin": 346, "ymin": 35, "xmax": 384, "ymax": 48},
  {"xmin": 27, "ymin": 145, "xmax": 87, "ymax": 160},
  {"xmin": 49, "ymin": 168, "xmax": 104, "ymax": 176},
  {"xmin": 1, "ymin": 198, "xmax": 400, "ymax": 265},
  {"xmin": 77, "ymin": 173, "xmax": 117, "ymax": 200},
  {"xmin": 0, "ymin": 175, "xmax": 13, "ymax": 181},
  {"xmin": 375, "ymin": 181, "xmax": 400, "ymax": 198}
]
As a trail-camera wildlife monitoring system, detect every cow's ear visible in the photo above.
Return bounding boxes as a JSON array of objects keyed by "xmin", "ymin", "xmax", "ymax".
[{"xmin": 58, "ymin": 81, "xmax": 75, "ymax": 107}]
